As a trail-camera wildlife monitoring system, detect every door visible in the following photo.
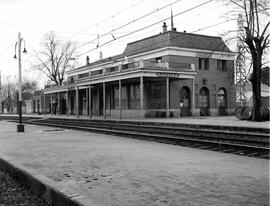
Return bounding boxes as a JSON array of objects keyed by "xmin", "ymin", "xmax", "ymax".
[
  {"xmin": 199, "ymin": 87, "xmax": 210, "ymax": 116},
  {"xmin": 180, "ymin": 86, "xmax": 191, "ymax": 116},
  {"xmin": 217, "ymin": 88, "xmax": 227, "ymax": 115}
]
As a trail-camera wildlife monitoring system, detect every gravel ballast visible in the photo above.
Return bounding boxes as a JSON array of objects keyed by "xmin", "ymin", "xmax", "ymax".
[{"xmin": 0, "ymin": 169, "xmax": 48, "ymax": 206}]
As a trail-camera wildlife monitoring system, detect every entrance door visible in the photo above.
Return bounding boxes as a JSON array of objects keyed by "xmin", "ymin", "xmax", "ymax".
[
  {"xmin": 199, "ymin": 87, "xmax": 210, "ymax": 116},
  {"xmin": 180, "ymin": 86, "xmax": 191, "ymax": 116},
  {"xmin": 217, "ymin": 88, "xmax": 227, "ymax": 115}
]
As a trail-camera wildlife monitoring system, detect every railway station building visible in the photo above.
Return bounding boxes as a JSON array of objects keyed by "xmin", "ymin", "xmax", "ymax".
[{"xmin": 43, "ymin": 25, "xmax": 235, "ymax": 119}]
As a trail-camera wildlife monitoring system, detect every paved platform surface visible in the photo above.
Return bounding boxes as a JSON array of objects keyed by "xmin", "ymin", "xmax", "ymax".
[
  {"xmin": 2, "ymin": 114, "xmax": 270, "ymax": 129},
  {"xmin": 0, "ymin": 121, "xmax": 269, "ymax": 206}
]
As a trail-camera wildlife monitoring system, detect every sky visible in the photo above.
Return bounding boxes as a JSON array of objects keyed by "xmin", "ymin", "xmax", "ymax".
[{"xmin": 0, "ymin": 0, "xmax": 244, "ymax": 88}]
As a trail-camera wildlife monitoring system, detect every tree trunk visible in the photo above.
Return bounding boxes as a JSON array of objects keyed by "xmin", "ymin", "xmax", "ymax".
[{"xmin": 251, "ymin": 51, "xmax": 262, "ymax": 121}]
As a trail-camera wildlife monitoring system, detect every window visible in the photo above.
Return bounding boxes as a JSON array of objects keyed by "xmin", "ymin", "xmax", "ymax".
[
  {"xmin": 217, "ymin": 88, "xmax": 226, "ymax": 107},
  {"xmin": 217, "ymin": 60, "xmax": 227, "ymax": 71},
  {"xmin": 110, "ymin": 86, "xmax": 117, "ymax": 109},
  {"xmin": 105, "ymin": 66, "xmax": 118, "ymax": 73},
  {"xmin": 199, "ymin": 87, "xmax": 209, "ymax": 107},
  {"xmin": 151, "ymin": 84, "xmax": 163, "ymax": 98},
  {"xmin": 129, "ymin": 84, "xmax": 140, "ymax": 109},
  {"xmin": 199, "ymin": 58, "xmax": 209, "ymax": 70},
  {"xmin": 148, "ymin": 82, "xmax": 166, "ymax": 109},
  {"xmin": 68, "ymin": 76, "xmax": 75, "ymax": 84},
  {"xmin": 122, "ymin": 62, "xmax": 135, "ymax": 70},
  {"xmin": 90, "ymin": 69, "xmax": 103, "ymax": 76},
  {"xmin": 78, "ymin": 72, "xmax": 89, "ymax": 79},
  {"xmin": 155, "ymin": 57, "xmax": 162, "ymax": 63}
]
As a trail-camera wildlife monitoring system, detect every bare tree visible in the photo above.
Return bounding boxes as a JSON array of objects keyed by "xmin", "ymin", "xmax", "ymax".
[
  {"xmin": 0, "ymin": 77, "xmax": 16, "ymax": 114},
  {"xmin": 22, "ymin": 77, "xmax": 39, "ymax": 93},
  {"xmin": 33, "ymin": 31, "xmax": 77, "ymax": 86},
  {"xmin": 226, "ymin": 0, "xmax": 269, "ymax": 121}
]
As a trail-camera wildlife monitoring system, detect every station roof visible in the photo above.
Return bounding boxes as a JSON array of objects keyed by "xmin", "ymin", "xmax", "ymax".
[
  {"xmin": 123, "ymin": 31, "xmax": 232, "ymax": 55},
  {"xmin": 74, "ymin": 31, "xmax": 232, "ymax": 71}
]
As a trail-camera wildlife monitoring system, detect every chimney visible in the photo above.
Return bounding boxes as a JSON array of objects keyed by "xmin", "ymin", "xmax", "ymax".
[
  {"xmin": 162, "ymin": 22, "xmax": 167, "ymax": 32},
  {"xmin": 86, "ymin": 56, "xmax": 90, "ymax": 65},
  {"xmin": 99, "ymin": 51, "xmax": 103, "ymax": 60}
]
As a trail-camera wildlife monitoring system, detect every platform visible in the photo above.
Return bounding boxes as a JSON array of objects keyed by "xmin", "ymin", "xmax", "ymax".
[
  {"xmin": 1, "ymin": 114, "xmax": 269, "ymax": 129},
  {"xmin": 0, "ymin": 120, "xmax": 268, "ymax": 206}
]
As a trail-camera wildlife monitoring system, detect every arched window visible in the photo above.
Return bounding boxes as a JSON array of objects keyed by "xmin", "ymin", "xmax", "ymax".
[
  {"xmin": 199, "ymin": 87, "xmax": 210, "ymax": 108},
  {"xmin": 199, "ymin": 87, "xmax": 210, "ymax": 116},
  {"xmin": 217, "ymin": 88, "xmax": 227, "ymax": 107}
]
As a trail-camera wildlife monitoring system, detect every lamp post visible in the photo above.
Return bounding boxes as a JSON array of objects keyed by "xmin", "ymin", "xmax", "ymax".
[{"xmin": 14, "ymin": 32, "xmax": 27, "ymax": 132}]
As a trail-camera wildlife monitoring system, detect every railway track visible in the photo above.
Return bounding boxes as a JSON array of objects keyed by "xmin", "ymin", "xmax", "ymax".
[{"xmin": 1, "ymin": 116, "xmax": 269, "ymax": 159}]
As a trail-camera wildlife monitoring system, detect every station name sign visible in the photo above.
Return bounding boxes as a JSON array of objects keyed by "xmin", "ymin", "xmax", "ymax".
[{"xmin": 156, "ymin": 72, "xmax": 180, "ymax": 78}]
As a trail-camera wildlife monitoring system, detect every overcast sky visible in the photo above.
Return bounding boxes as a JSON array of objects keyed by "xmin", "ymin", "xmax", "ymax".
[{"xmin": 0, "ymin": 0, "xmax": 239, "ymax": 87}]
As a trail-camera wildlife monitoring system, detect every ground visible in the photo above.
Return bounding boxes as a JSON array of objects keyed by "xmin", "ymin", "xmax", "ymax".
[
  {"xmin": 0, "ymin": 120, "xmax": 269, "ymax": 206},
  {"xmin": 0, "ymin": 169, "xmax": 48, "ymax": 206}
]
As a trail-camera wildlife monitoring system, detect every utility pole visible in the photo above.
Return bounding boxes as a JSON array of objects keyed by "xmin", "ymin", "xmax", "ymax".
[{"xmin": 14, "ymin": 32, "xmax": 27, "ymax": 132}]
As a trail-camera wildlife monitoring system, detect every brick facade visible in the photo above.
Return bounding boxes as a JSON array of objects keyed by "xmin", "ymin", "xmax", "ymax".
[{"xmin": 43, "ymin": 30, "xmax": 235, "ymax": 118}]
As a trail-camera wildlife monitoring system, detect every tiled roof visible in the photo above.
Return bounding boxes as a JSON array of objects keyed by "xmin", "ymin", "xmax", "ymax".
[{"xmin": 123, "ymin": 31, "xmax": 232, "ymax": 55}]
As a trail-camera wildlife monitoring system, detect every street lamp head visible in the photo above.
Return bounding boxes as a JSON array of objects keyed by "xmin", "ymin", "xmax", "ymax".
[
  {"xmin": 14, "ymin": 54, "xmax": 17, "ymax": 59},
  {"xmin": 23, "ymin": 48, "xmax": 27, "ymax": 53}
]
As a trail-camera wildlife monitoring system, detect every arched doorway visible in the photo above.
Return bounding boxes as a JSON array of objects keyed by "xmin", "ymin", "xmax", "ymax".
[
  {"xmin": 199, "ymin": 87, "xmax": 210, "ymax": 116},
  {"xmin": 179, "ymin": 86, "xmax": 191, "ymax": 116},
  {"xmin": 217, "ymin": 88, "xmax": 227, "ymax": 115}
]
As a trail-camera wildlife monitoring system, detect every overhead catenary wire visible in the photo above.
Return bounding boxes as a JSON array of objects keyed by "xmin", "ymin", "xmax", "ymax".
[
  {"xmin": 78, "ymin": 2, "xmax": 230, "ymax": 58},
  {"xmin": 173, "ymin": 2, "xmax": 227, "ymax": 27},
  {"xmin": 77, "ymin": 0, "xmax": 214, "ymax": 57},
  {"xmin": 191, "ymin": 19, "xmax": 235, "ymax": 33},
  {"xmin": 78, "ymin": 19, "xmax": 237, "ymax": 63},
  {"xmin": 78, "ymin": 24, "xmax": 163, "ymax": 57},
  {"xmin": 77, "ymin": 0, "xmax": 183, "ymax": 50},
  {"xmin": 64, "ymin": 0, "xmax": 147, "ymax": 40}
]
